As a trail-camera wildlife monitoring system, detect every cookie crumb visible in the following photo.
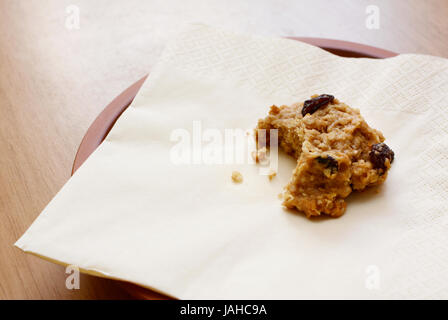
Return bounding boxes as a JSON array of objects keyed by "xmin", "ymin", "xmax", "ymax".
[
  {"xmin": 231, "ymin": 171, "xmax": 243, "ymax": 183},
  {"xmin": 251, "ymin": 147, "xmax": 267, "ymax": 163},
  {"xmin": 268, "ymin": 170, "xmax": 277, "ymax": 181}
]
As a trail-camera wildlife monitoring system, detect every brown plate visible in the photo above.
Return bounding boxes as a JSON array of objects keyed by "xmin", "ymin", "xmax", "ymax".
[{"xmin": 71, "ymin": 38, "xmax": 397, "ymax": 299}]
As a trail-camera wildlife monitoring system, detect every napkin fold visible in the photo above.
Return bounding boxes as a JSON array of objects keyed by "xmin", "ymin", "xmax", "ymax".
[{"xmin": 16, "ymin": 24, "xmax": 448, "ymax": 299}]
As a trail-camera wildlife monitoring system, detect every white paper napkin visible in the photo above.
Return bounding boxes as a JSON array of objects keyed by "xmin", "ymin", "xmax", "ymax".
[{"xmin": 16, "ymin": 24, "xmax": 448, "ymax": 299}]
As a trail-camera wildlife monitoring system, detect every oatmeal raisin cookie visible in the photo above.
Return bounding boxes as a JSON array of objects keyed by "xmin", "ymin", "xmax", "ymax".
[{"xmin": 256, "ymin": 94, "xmax": 394, "ymax": 218}]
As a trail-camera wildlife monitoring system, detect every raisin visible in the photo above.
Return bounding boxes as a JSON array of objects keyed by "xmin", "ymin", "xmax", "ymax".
[
  {"xmin": 301, "ymin": 94, "xmax": 335, "ymax": 116},
  {"xmin": 369, "ymin": 143, "xmax": 394, "ymax": 170},
  {"xmin": 316, "ymin": 155, "xmax": 338, "ymax": 174}
]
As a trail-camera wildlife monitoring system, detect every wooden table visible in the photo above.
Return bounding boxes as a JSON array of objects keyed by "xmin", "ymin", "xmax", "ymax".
[{"xmin": 1, "ymin": 0, "xmax": 447, "ymax": 300}]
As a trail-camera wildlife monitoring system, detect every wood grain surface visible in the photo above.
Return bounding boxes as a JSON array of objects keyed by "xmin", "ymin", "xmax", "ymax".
[{"xmin": 1, "ymin": 0, "xmax": 447, "ymax": 300}]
